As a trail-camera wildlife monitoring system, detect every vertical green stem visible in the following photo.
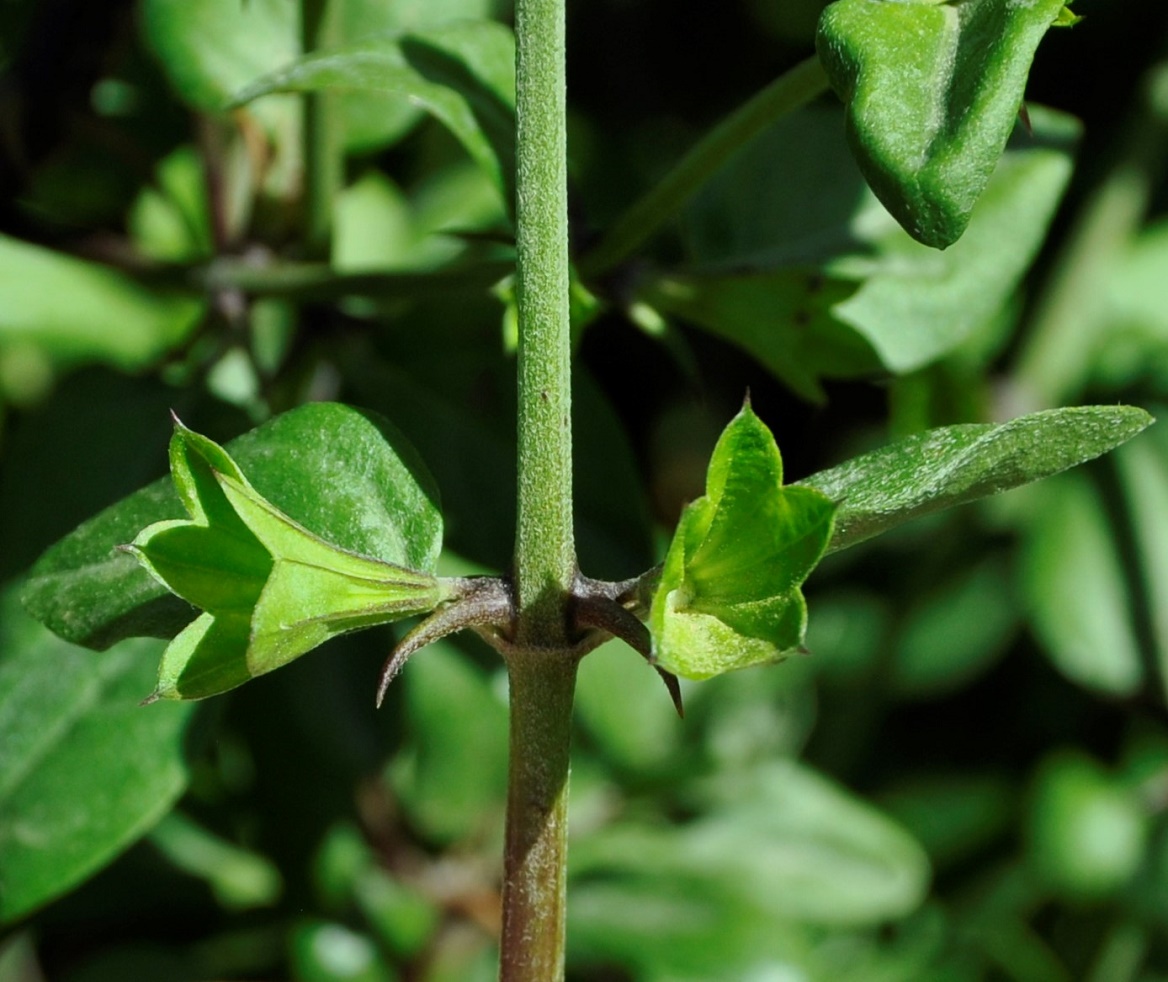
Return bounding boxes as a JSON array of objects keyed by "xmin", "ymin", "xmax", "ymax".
[
  {"xmin": 503, "ymin": 0, "xmax": 577, "ymax": 978},
  {"xmin": 513, "ymin": 0, "xmax": 575, "ymax": 639},
  {"xmin": 301, "ymin": 0, "xmax": 342, "ymax": 258},
  {"xmin": 500, "ymin": 652, "xmax": 577, "ymax": 982}
]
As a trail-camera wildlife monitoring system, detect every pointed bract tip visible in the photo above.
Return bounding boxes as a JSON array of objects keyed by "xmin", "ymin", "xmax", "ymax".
[
  {"xmin": 742, "ymin": 388, "xmax": 753, "ymax": 409},
  {"xmin": 656, "ymin": 667, "xmax": 685, "ymax": 718},
  {"xmin": 139, "ymin": 690, "xmax": 163, "ymax": 707}
]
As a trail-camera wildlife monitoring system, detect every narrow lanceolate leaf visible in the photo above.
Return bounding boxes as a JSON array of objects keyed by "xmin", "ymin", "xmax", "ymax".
[
  {"xmin": 231, "ymin": 21, "xmax": 516, "ymax": 209},
  {"xmin": 797, "ymin": 406, "xmax": 1154, "ymax": 554},
  {"xmin": 817, "ymin": 0, "xmax": 1072, "ymax": 248},
  {"xmin": 129, "ymin": 419, "xmax": 449, "ymax": 701},
  {"xmin": 649, "ymin": 404, "xmax": 837, "ymax": 680}
]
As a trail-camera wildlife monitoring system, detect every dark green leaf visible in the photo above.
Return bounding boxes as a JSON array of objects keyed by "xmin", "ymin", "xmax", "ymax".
[
  {"xmin": 232, "ymin": 22, "xmax": 516, "ymax": 209},
  {"xmin": 798, "ymin": 406, "xmax": 1153, "ymax": 554},
  {"xmin": 0, "ymin": 585, "xmax": 195, "ymax": 923},
  {"xmin": 817, "ymin": 0, "xmax": 1070, "ymax": 247},
  {"xmin": 24, "ymin": 403, "xmax": 444, "ymax": 652}
]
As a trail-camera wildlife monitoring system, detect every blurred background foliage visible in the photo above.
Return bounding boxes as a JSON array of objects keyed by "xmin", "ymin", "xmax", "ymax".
[{"xmin": 2, "ymin": 0, "xmax": 1168, "ymax": 979}]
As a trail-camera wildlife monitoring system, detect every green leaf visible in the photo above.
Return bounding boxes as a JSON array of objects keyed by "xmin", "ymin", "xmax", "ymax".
[
  {"xmin": 129, "ymin": 418, "xmax": 448, "ymax": 701},
  {"xmin": 643, "ymin": 269, "xmax": 879, "ymax": 403},
  {"xmin": 0, "ymin": 584, "xmax": 194, "ymax": 923},
  {"xmin": 797, "ymin": 405, "xmax": 1154, "ymax": 554},
  {"xmin": 232, "ymin": 22, "xmax": 517, "ymax": 210},
  {"xmin": 817, "ymin": 0, "xmax": 1069, "ymax": 247},
  {"xmin": 831, "ymin": 108, "xmax": 1076, "ymax": 372},
  {"xmin": 649, "ymin": 403, "xmax": 837, "ymax": 680},
  {"xmin": 673, "ymin": 106, "xmax": 1076, "ymax": 385},
  {"xmin": 0, "ymin": 233, "xmax": 202, "ymax": 381},
  {"xmin": 1022, "ymin": 473, "xmax": 1144, "ymax": 697},
  {"xmin": 23, "ymin": 403, "xmax": 445, "ymax": 654},
  {"xmin": 572, "ymin": 760, "xmax": 930, "ymax": 927},
  {"xmin": 141, "ymin": 0, "xmax": 299, "ymax": 114}
]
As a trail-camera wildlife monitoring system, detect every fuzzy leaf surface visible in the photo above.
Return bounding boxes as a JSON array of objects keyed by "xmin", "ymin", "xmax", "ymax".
[
  {"xmin": 817, "ymin": 0, "xmax": 1070, "ymax": 247},
  {"xmin": 650, "ymin": 405, "xmax": 836, "ymax": 680},
  {"xmin": 798, "ymin": 405, "xmax": 1153, "ymax": 553},
  {"xmin": 129, "ymin": 420, "xmax": 447, "ymax": 701}
]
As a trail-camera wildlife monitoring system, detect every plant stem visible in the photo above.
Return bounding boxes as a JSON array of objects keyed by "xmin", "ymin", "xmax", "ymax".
[
  {"xmin": 301, "ymin": 0, "xmax": 342, "ymax": 258},
  {"xmin": 502, "ymin": 0, "xmax": 577, "ymax": 977},
  {"xmin": 499, "ymin": 651, "xmax": 577, "ymax": 982},
  {"xmin": 513, "ymin": 0, "xmax": 575, "ymax": 637},
  {"xmin": 579, "ymin": 54, "xmax": 828, "ymax": 279}
]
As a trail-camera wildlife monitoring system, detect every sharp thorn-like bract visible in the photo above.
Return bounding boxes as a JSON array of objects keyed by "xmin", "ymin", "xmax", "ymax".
[
  {"xmin": 376, "ymin": 576, "xmax": 513, "ymax": 707},
  {"xmin": 573, "ymin": 589, "xmax": 684, "ymax": 718}
]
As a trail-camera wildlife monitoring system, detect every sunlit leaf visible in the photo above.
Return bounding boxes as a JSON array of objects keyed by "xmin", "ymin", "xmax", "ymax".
[
  {"xmin": 649, "ymin": 403, "xmax": 836, "ymax": 680},
  {"xmin": 817, "ymin": 0, "xmax": 1070, "ymax": 247},
  {"xmin": 24, "ymin": 403, "xmax": 445, "ymax": 654},
  {"xmin": 0, "ymin": 234, "xmax": 202, "ymax": 381},
  {"xmin": 798, "ymin": 405, "xmax": 1153, "ymax": 554},
  {"xmin": 129, "ymin": 419, "xmax": 449, "ymax": 701}
]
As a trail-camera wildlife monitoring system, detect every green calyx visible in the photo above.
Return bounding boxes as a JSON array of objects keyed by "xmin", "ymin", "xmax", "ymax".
[
  {"xmin": 817, "ymin": 0, "xmax": 1070, "ymax": 248},
  {"xmin": 129, "ymin": 418, "xmax": 449, "ymax": 701},
  {"xmin": 649, "ymin": 403, "xmax": 837, "ymax": 680}
]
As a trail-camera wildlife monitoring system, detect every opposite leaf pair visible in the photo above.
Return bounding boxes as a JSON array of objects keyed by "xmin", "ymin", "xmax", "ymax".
[{"xmin": 129, "ymin": 404, "xmax": 833, "ymax": 702}]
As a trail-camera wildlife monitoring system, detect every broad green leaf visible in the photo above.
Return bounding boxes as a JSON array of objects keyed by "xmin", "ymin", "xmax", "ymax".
[
  {"xmin": 338, "ymin": 0, "xmax": 500, "ymax": 152},
  {"xmin": 23, "ymin": 403, "xmax": 444, "ymax": 653},
  {"xmin": 572, "ymin": 760, "xmax": 930, "ymax": 927},
  {"xmin": 232, "ymin": 22, "xmax": 517, "ymax": 210},
  {"xmin": 797, "ymin": 405, "xmax": 1153, "ymax": 554},
  {"xmin": 0, "ymin": 584, "xmax": 194, "ymax": 923},
  {"xmin": 643, "ymin": 269, "xmax": 879, "ymax": 403},
  {"xmin": 129, "ymin": 419, "xmax": 448, "ymax": 701},
  {"xmin": 832, "ymin": 108, "xmax": 1076, "ymax": 372},
  {"xmin": 673, "ymin": 106, "xmax": 1075, "ymax": 385},
  {"xmin": 649, "ymin": 404, "xmax": 836, "ymax": 680},
  {"xmin": 817, "ymin": 0, "xmax": 1070, "ymax": 247},
  {"xmin": 1022, "ymin": 473, "xmax": 1144, "ymax": 697},
  {"xmin": 0, "ymin": 233, "xmax": 202, "ymax": 380},
  {"xmin": 141, "ymin": 0, "xmax": 298, "ymax": 113}
]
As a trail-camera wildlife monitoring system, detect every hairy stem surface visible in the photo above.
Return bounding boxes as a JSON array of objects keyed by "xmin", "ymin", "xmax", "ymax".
[
  {"xmin": 500, "ymin": 652, "xmax": 577, "ymax": 982},
  {"xmin": 503, "ymin": 0, "xmax": 578, "ymax": 977},
  {"xmin": 513, "ymin": 0, "xmax": 575, "ymax": 639}
]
